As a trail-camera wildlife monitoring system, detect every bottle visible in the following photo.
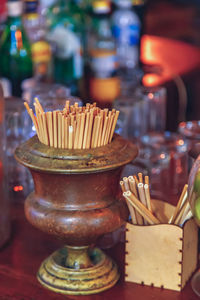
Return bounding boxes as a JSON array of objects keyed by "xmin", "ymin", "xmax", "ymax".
[
  {"xmin": 88, "ymin": 0, "xmax": 120, "ymax": 107},
  {"xmin": 23, "ymin": 0, "xmax": 52, "ymax": 81},
  {"xmin": 0, "ymin": 0, "xmax": 33, "ymax": 97},
  {"xmin": 111, "ymin": 0, "xmax": 141, "ymax": 73},
  {"xmin": 45, "ymin": 0, "xmax": 84, "ymax": 96},
  {"xmin": 69, "ymin": 0, "xmax": 92, "ymax": 100},
  {"xmin": 69, "ymin": 0, "xmax": 88, "ymax": 99}
]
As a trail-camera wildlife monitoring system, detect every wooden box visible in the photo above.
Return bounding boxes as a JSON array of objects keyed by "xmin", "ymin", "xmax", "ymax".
[{"xmin": 125, "ymin": 200, "xmax": 198, "ymax": 291}]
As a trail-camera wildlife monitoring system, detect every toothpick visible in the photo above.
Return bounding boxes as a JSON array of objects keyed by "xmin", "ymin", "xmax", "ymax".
[
  {"xmin": 109, "ymin": 110, "xmax": 119, "ymax": 143},
  {"xmin": 61, "ymin": 115, "xmax": 65, "ymax": 149},
  {"xmin": 64, "ymin": 116, "xmax": 69, "ymax": 149},
  {"xmin": 68, "ymin": 125, "xmax": 73, "ymax": 149},
  {"xmin": 34, "ymin": 97, "xmax": 44, "ymax": 113},
  {"xmin": 169, "ymin": 184, "xmax": 188, "ymax": 224},
  {"xmin": 78, "ymin": 113, "xmax": 85, "ymax": 149},
  {"xmin": 138, "ymin": 183, "xmax": 148, "ymax": 224},
  {"xmin": 121, "ymin": 178, "xmax": 137, "ymax": 225},
  {"xmin": 144, "ymin": 183, "xmax": 152, "ymax": 212},
  {"xmin": 46, "ymin": 112, "xmax": 53, "ymax": 147},
  {"xmin": 128, "ymin": 176, "xmax": 143, "ymax": 225},
  {"xmin": 174, "ymin": 195, "xmax": 189, "ymax": 225},
  {"xmin": 123, "ymin": 191, "xmax": 160, "ymax": 225},
  {"xmin": 53, "ymin": 111, "xmax": 58, "ymax": 148},
  {"xmin": 82, "ymin": 112, "xmax": 90, "ymax": 149},
  {"xmin": 138, "ymin": 173, "xmax": 143, "ymax": 184}
]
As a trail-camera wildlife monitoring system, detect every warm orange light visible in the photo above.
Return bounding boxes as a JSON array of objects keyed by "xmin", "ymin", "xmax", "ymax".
[
  {"xmin": 141, "ymin": 35, "xmax": 200, "ymax": 87},
  {"xmin": 148, "ymin": 92, "xmax": 154, "ymax": 100},
  {"xmin": 176, "ymin": 166, "xmax": 182, "ymax": 174},
  {"xmin": 160, "ymin": 153, "xmax": 165, "ymax": 159},
  {"xmin": 13, "ymin": 185, "xmax": 23, "ymax": 192},
  {"xmin": 15, "ymin": 30, "xmax": 22, "ymax": 49},
  {"xmin": 142, "ymin": 74, "xmax": 161, "ymax": 87},
  {"xmin": 177, "ymin": 139, "xmax": 184, "ymax": 146}
]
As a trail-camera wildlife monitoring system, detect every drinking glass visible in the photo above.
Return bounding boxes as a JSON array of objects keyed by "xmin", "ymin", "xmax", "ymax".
[
  {"xmin": 179, "ymin": 120, "xmax": 200, "ymax": 170},
  {"xmin": 179, "ymin": 120, "xmax": 200, "ymax": 147},
  {"xmin": 0, "ymin": 85, "xmax": 10, "ymax": 247},
  {"xmin": 133, "ymin": 132, "xmax": 189, "ymax": 203},
  {"xmin": 113, "ymin": 85, "xmax": 166, "ymax": 139},
  {"xmin": 29, "ymin": 83, "xmax": 82, "ymax": 111},
  {"xmin": 5, "ymin": 96, "xmax": 34, "ymax": 197}
]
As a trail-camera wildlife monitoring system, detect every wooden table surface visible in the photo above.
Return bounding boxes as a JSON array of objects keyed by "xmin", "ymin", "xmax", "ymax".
[{"xmin": 0, "ymin": 198, "xmax": 199, "ymax": 300}]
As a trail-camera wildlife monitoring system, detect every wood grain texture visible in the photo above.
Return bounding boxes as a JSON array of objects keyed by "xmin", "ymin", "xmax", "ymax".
[{"xmin": 125, "ymin": 200, "xmax": 198, "ymax": 292}]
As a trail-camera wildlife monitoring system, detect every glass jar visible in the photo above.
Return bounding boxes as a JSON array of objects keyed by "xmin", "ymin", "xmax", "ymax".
[
  {"xmin": 113, "ymin": 85, "xmax": 166, "ymax": 139},
  {"xmin": 0, "ymin": 83, "xmax": 10, "ymax": 248},
  {"xmin": 133, "ymin": 132, "xmax": 189, "ymax": 203},
  {"xmin": 179, "ymin": 121, "xmax": 200, "ymax": 148},
  {"xmin": 179, "ymin": 121, "xmax": 200, "ymax": 171}
]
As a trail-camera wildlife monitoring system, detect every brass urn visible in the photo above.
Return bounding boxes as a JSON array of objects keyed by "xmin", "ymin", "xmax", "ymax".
[{"xmin": 15, "ymin": 134, "xmax": 137, "ymax": 295}]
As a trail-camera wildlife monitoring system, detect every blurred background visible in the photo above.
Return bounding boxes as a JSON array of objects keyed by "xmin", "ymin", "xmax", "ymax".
[
  {"xmin": 0, "ymin": 0, "xmax": 199, "ymax": 130},
  {"xmin": 0, "ymin": 0, "xmax": 200, "ymax": 201}
]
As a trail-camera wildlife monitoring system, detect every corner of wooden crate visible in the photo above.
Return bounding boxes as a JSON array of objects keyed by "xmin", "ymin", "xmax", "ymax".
[{"xmin": 181, "ymin": 217, "xmax": 198, "ymax": 289}]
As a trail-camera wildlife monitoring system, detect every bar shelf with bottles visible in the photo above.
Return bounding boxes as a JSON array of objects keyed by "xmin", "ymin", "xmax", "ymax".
[{"xmin": 0, "ymin": 0, "xmax": 146, "ymax": 107}]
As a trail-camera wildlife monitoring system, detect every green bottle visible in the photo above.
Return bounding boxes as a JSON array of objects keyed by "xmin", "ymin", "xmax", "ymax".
[
  {"xmin": 45, "ymin": 0, "xmax": 83, "ymax": 96},
  {"xmin": 0, "ymin": 0, "xmax": 33, "ymax": 97}
]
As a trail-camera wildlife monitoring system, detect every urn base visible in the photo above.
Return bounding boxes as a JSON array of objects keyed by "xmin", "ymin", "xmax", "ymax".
[{"xmin": 37, "ymin": 246, "xmax": 120, "ymax": 295}]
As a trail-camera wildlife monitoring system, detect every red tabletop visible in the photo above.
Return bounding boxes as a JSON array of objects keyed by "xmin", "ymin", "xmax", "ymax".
[{"xmin": 0, "ymin": 199, "xmax": 199, "ymax": 300}]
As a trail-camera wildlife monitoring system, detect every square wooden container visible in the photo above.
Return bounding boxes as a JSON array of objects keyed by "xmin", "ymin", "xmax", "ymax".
[{"xmin": 125, "ymin": 199, "xmax": 198, "ymax": 291}]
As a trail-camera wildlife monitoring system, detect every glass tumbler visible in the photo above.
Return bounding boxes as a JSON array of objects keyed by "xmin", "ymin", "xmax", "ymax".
[
  {"xmin": 134, "ymin": 132, "xmax": 189, "ymax": 203},
  {"xmin": 179, "ymin": 120, "xmax": 200, "ymax": 147},
  {"xmin": 0, "ymin": 84, "xmax": 10, "ymax": 248},
  {"xmin": 5, "ymin": 97, "xmax": 34, "ymax": 198},
  {"xmin": 29, "ymin": 83, "xmax": 82, "ymax": 111},
  {"xmin": 113, "ymin": 85, "xmax": 166, "ymax": 139},
  {"xmin": 179, "ymin": 120, "xmax": 200, "ymax": 170}
]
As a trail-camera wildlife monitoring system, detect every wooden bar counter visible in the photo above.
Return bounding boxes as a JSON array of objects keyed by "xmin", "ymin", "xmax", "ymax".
[{"xmin": 0, "ymin": 196, "xmax": 199, "ymax": 300}]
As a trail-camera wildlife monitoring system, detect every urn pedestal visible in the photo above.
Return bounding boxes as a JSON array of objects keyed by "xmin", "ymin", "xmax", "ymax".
[{"xmin": 15, "ymin": 134, "xmax": 137, "ymax": 295}]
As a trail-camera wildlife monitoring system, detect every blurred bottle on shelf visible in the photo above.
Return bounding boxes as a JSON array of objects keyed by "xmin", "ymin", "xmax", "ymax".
[
  {"xmin": 69, "ymin": 0, "xmax": 89, "ymax": 100},
  {"xmin": 69, "ymin": 0, "xmax": 86, "ymax": 23},
  {"xmin": 88, "ymin": 0, "xmax": 120, "ymax": 107},
  {"xmin": 23, "ymin": 0, "xmax": 52, "ymax": 82},
  {"xmin": 0, "ymin": 0, "xmax": 33, "ymax": 97},
  {"xmin": 44, "ymin": 0, "xmax": 84, "ymax": 97},
  {"xmin": 39, "ymin": 0, "xmax": 57, "ymax": 11},
  {"xmin": 111, "ymin": 0, "xmax": 141, "ymax": 77}
]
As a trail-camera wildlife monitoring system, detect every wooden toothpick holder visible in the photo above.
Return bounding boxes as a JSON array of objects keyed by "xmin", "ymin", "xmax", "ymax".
[{"xmin": 125, "ymin": 199, "xmax": 198, "ymax": 291}]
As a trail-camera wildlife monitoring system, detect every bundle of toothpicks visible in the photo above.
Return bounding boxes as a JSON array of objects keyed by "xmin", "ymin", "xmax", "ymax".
[
  {"xmin": 121, "ymin": 173, "xmax": 192, "ymax": 226},
  {"xmin": 24, "ymin": 98, "xmax": 119, "ymax": 150}
]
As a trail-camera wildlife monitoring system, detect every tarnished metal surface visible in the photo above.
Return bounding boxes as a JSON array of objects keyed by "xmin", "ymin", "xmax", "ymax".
[
  {"xmin": 37, "ymin": 246, "xmax": 120, "ymax": 295},
  {"xmin": 14, "ymin": 133, "xmax": 138, "ymax": 174},
  {"xmin": 14, "ymin": 134, "xmax": 137, "ymax": 295}
]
